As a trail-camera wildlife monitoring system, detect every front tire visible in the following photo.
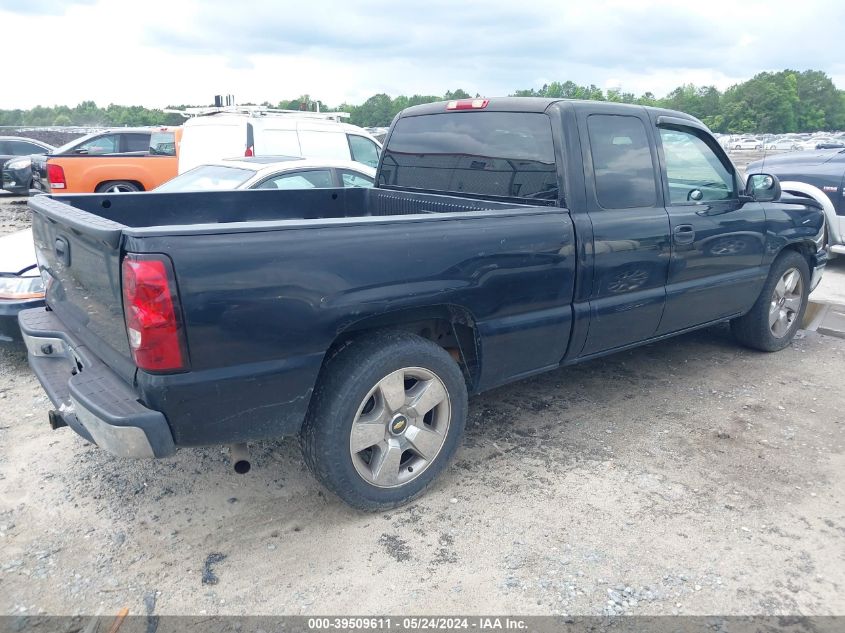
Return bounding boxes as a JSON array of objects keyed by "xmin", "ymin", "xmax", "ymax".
[
  {"xmin": 731, "ymin": 250, "xmax": 810, "ymax": 352},
  {"xmin": 301, "ymin": 331, "xmax": 468, "ymax": 510}
]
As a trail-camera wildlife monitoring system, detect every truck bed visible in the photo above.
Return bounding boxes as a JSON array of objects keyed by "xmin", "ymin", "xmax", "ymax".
[
  {"xmin": 28, "ymin": 188, "xmax": 577, "ymax": 447},
  {"xmin": 33, "ymin": 187, "xmax": 529, "ymax": 242}
]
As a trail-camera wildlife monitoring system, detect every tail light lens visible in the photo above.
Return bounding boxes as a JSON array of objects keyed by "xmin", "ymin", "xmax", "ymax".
[
  {"xmin": 245, "ymin": 122, "xmax": 255, "ymax": 156},
  {"xmin": 121, "ymin": 254, "xmax": 188, "ymax": 373},
  {"xmin": 47, "ymin": 163, "xmax": 66, "ymax": 190}
]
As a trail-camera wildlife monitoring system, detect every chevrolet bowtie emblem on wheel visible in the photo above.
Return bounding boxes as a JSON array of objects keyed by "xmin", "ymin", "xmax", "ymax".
[{"xmin": 390, "ymin": 415, "xmax": 408, "ymax": 435}]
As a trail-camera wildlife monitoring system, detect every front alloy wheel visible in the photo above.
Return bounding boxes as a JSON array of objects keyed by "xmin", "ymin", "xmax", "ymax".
[
  {"xmin": 769, "ymin": 268, "xmax": 803, "ymax": 338},
  {"xmin": 731, "ymin": 250, "xmax": 809, "ymax": 352}
]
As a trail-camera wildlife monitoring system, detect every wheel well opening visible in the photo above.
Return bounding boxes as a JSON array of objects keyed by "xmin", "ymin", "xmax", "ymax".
[
  {"xmin": 96, "ymin": 179, "xmax": 144, "ymax": 192},
  {"xmin": 326, "ymin": 308, "xmax": 481, "ymax": 391},
  {"xmin": 779, "ymin": 242, "xmax": 816, "ymax": 270}
]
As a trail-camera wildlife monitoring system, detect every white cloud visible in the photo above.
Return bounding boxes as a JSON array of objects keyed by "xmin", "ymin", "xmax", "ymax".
[{"xmin": 0, "ymin": 0, "xmax": 842, "ymax": 109}]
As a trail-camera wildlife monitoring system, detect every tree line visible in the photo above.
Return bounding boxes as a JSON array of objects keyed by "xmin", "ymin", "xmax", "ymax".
[{"xmin": 1, "ymin": 70, "xmax": 842, "ymax": 133}]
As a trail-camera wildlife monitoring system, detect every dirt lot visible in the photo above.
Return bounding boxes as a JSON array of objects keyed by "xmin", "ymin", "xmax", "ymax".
[{"xmin": 0, "ymin": 192, "xmax": 843, "ymax": 618}]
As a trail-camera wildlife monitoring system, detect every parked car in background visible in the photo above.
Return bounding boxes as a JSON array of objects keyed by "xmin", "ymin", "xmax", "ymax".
[
  {"xmin": 0, "ymin": 136, "xmax": 54, "ymax": 166},
  {"xmin": 0, "ymin": 229, "xmax": 43, "ymax": 342},
  {"xmin": 2, "ymin": 157, "xmax": 37, "ymax": 195},
  {"xmin": 747, "ymin": 148, "xmax": 845, "ymax": 254},
  {"xmin": 792, "ymin": 138, "xmax": 826, "ymax": 151},
  {"xmin": 1, "ymin": 137, "xmax": 55, "ymax": 194},
  {"xmin": 155, "ymin": 156, "xmax": 375, "ymax": 192},
  {"xmin": 815, "ymin": 139, "xmax": 845, "ymax": 150},
  {"xmin": 766, "ymin": 138, "xmax": 800, "ymax": 151},
  {"xmin": 177, "ymin": 107, "xmax": 381, "ymax": 174},
  {"xmin": 32, "ymin": 127, "xmax": 181, "ymax": 193},
  {"xmin": 732, "ymin": 137, "xmax": 763, "ymax": 150}
]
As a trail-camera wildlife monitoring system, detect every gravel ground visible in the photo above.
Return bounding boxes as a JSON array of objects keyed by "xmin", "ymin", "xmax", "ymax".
[
  {"xmin": 0, "ymin": 177, "xmax": 843, "ymax": 617},
  {"xmin": 0, "ymin": 198, "xmax": 31, "ymax": 235}
]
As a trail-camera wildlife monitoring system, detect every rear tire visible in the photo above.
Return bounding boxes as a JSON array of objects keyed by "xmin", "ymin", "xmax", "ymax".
[
  {"xmin": 95, "ymin": 181, "xmax": 140, "ymax": 193},
  {"xmin": 731, "ymin": 250, "xmax": 810, "ymax": 352},
  {"xmin": 301, "ymin": 331, "xmax": 468, "ymax": 510}
]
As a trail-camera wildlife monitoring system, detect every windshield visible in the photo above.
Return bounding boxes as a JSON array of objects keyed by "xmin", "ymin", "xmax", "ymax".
[
  {"xmin": 379, "ymin": 111, "xmax": 559, "ymax": 201},
  {"xmin": 155, "ymin": 165, "xmax": 255, "ymax": 192}
]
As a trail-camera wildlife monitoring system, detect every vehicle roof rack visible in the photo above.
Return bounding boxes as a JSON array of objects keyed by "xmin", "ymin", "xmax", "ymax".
[{"xmin": 164, "ymin": 105, "xmax": 350, "ymax": 121}]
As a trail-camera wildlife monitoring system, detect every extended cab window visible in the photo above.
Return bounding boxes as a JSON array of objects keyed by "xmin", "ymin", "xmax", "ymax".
[
  {"xmin": 659, "ymin": 128, "xmax": 735, "ymax": 203},
  {"xmin": 587, "ymin": 114, "xmax": 656, "ymax": 209},
  {"xmin": 124, "ymin": 133, "xmax": 151, "ymax": 153},
  {"xmin": 379, "ymin": 112, "xmax": 559, "ymax": 201}
]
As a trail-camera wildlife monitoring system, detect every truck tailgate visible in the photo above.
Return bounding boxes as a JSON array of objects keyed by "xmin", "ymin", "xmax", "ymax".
[{"xmin": 29, "ymin": 195, "xmax": 136, "ymax": 382}]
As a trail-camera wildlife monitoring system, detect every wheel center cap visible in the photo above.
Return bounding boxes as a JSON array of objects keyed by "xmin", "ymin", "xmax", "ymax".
[{"xmin": 389, "ymin": 414, "xmax": 409, "ymax": 436}]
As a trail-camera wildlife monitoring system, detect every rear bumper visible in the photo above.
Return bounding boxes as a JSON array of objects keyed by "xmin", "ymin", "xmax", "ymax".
[{"xmin": 18, "ymin": 308, "xmax": 176, "ymax": 458}]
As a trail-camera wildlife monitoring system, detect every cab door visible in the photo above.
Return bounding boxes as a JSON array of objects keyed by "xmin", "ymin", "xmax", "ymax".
[
  {"xmin": 653, "ymin": 119, "xmax": 766, "ymax": 335},
  {"xmin": 578, "ymin": 109, "xmax": 671, "ymax": 357}
]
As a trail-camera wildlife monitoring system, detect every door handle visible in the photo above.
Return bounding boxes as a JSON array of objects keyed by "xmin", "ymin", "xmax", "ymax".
[{"xmin": 673, "ymin": 224, "xmax": 695, "ymax": 245}]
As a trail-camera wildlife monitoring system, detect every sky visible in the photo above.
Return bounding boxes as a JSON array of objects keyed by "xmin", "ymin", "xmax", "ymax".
[{"xmin": 0, "ymin": 0, "xmax": 843, "ymax": 110}]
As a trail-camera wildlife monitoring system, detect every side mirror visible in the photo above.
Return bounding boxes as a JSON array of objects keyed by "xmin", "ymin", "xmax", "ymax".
[{"xmin": 745, "ymin": 173, "xmax": 781, "ymax": 203}]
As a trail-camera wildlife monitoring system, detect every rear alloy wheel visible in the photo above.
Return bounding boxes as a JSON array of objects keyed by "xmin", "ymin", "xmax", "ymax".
[
  {"xmin": 731, "ymin": 250, "xmax": 809, "ymax": 351},
  {"xmin": 301, "ymin": 331, "xmax": 467, "ymax": 510},
  {"xmin": 349, "ymin": 366, "xmax": 451, "ymax": 488},
  {"xmin": 96, "ymin": 181, "xmax": 140, "ymax": 193}
]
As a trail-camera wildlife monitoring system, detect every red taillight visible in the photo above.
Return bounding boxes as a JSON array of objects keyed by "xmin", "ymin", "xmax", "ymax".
[
  {"xmin": 446, "ymin": 99, "xmax": 489, "ymax": 110},
  {"xmin": 244, "ymin": 146, "xmax": 254, "ymax": 157},
  {"xmin": 47, "ymin": 163, "xmax": 66, "ymax": 190},
  {"xmin": 121, "ymin": 254, "xmax": 188, "ymax": 373}
]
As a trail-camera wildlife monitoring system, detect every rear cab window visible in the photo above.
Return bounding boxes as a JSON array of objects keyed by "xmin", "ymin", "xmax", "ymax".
[
  {"xmin": 150, "ymin": 131, "xmax": 176, "ymax": 156},
  {"xmin": 124, "ymin": 133, "xmax": 151, "ymax": 153},
  {"xmin": 379, "ymin": 111, "xmax": 559, "ymax": 202}
]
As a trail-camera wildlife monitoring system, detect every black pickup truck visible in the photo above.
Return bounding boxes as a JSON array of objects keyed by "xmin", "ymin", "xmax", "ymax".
[{"xmin": 20, "ymin": 98, "xmax": 827, "ymax": 509}]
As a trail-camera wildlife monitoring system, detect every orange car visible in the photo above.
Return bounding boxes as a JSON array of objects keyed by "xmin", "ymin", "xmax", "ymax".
[{"xmin": 33, "ymin": 127, "xmax": 182, "ymax": 193}]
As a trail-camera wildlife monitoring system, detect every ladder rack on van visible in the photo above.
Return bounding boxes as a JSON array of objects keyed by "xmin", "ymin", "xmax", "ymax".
[{"xmin": 164, "ymin": 106, "xmax": 351, "ymax": 121}]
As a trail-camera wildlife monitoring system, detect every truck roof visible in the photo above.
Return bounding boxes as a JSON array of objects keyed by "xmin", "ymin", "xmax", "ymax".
[{"xmin": 397, "ymin": 97, "xmax": 704, "ymax": 127}]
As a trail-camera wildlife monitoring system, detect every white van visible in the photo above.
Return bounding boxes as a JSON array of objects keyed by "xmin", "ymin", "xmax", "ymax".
[{"xmin": 177, "ymin": 109, "xmax": 382, "ymax": 174}]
